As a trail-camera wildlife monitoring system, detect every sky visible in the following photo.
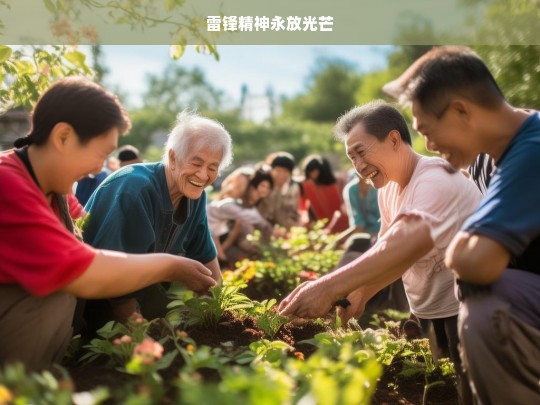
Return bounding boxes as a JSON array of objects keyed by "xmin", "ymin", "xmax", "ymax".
[{"xmin": 96, "ymin": 45, "xmax": 394, "ymax": 110}]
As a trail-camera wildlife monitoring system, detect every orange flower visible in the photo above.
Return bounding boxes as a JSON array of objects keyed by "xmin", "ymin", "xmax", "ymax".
[
  {"xmin": 177, "ymin": 330, "xmax": 189, "ymax": 339},
  {"xmin": 186, "ymin": 344, "xmax": 196, "ymax": 352},
  {"xmin": 294, "ymin": 351, "xmax": 305, "ymax": 360}
]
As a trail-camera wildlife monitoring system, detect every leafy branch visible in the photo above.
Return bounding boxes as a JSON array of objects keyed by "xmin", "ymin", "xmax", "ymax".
[
  {"xmin": 0, "ymin": 45, "xmax": 92, "ymax": 113},
  {"xmin": 41, "ymin": 0, "xmax": 220, "ymax": 59}
]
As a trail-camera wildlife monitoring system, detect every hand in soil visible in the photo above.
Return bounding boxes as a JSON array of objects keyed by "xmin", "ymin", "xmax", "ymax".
[{"xmin": 278, "ymin": 280, "xmax": 337, "ymax": 319}]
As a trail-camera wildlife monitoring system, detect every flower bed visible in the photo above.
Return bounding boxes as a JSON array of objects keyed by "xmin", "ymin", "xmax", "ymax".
[{"xmin": 0, "ymin": 224, "xmax": 458, "ymax": 405}]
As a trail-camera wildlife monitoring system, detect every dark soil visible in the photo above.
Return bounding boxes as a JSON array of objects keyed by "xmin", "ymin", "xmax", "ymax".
[
  {"xmin": 372, "ymin": 360, "xmax": 459, "ymax": 405},
  {"xmin": 68, "ymin": 310, "xmax": 459, "ymax": 405},
  {"xmin": 187, "ymin": 310, "xmax": 326, "ymax": 357}
]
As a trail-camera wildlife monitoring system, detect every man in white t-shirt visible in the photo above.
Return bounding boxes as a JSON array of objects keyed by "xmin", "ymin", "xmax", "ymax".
[{"xmin": 279, "ymin": 100, "xmax": 482, "ymax": 390}]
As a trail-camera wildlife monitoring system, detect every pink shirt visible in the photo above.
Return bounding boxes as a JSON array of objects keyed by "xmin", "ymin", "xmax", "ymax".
[{"xmin": 379, "ymin": 157, "xmax": 482, "ymax": 319}]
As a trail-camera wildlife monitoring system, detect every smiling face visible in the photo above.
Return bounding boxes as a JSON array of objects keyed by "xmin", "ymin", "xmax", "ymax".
[
  {"xmin": 167, "ymin": 143, "xmax": 222, "ymax": 201},
  {"xmin": 412, "ymin": 100, "xmax": 477, "ymax": 170},
  {"xmin": 255, "ymin": 180, "xmax": 272, "ymax": 199},
  {"xmin": 345, "ymin": 122, "xmax": 397, "ymax": 189},
  {"xmin": 270, "ymin": 166, "xmax": 292, "ymax": 189},
  {"xmin": 58, "ymin": 126, "xmax": 118, "ymax": 194},
  {"xmin": 246, "ymin": 179, "xmax": 272, "ymax": 206}
]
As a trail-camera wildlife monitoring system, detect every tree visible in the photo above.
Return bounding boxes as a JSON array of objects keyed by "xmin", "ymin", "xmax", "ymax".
[
  {"xmin": 1, "ymin": 0, "xmax": 220, "ymax": 114},
  {"xmin": 282, "ymin": 57, "xmax": 361, "ymax": 123},
  {"xmin": 1, "ymin": 1, "xmax": 219, "ymax": 59},
  {"xmin": 143, "ymin": 64, "xmax": 223, "ymax": 113},
  {"xmin": 0, "ymin": 45, "xmax": 92, "ymax": 113},
  {"xmin": 90, "ymin": 45, "xmax": 109, "ymax": 84},
  {"xmin": 474, "ymin": 45, "xmax": 540, "ymax": 109}
]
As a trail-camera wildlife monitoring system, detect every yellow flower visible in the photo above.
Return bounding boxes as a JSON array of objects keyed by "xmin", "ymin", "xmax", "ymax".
[
  {"xmin": 243, "ymin": 265, "xmax": 256, "ymax": 281},
  {"xmin": 0, "ymin": 384, "xmax": 13, "ymax": 404},
  {"xmin": 186, "ymin": 344, "xmax": 196, "ymax": 352}
]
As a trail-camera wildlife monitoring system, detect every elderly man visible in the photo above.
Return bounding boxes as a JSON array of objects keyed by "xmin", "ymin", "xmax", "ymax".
[
  {"xmin": 279, "ymin": 101, "xmax": 482, "ymax": 402},
  {"xmin": 384, "ymin": 46, "xmax": 540, "ymax": 405},
  {"xmin": 81, "ymin": 110, "xmax": 232, "ymax": 331}
]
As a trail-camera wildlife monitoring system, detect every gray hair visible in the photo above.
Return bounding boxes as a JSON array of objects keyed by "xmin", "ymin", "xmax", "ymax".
[
  {"xmin": 162, "ymin": 110, "xmax": 233, "ymax": 172},
  {"xmin": 334, "ymin": 100, "xmax": 412, "ymax": 145}
]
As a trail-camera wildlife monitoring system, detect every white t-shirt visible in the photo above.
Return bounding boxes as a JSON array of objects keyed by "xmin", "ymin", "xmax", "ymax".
[
  {"xmin": 207, "ymin": 198, "xmax": 272, "ymax": 239},
  {"xmin": 378, "ymin": 156, "xmax": 483, "ymax": 319}
]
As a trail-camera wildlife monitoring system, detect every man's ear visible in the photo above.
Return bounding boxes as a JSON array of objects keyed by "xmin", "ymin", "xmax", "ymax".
[
  {"xmin": 50, "ymin": 122, "xmax": 75, "ymax": 151},
  {"xmin": 389, "ymin": 129, "xmax": 402, "ymax": 150},
  {"xmin": 450, "ymin": 99, "xmax": 470, "ymax": 121}
]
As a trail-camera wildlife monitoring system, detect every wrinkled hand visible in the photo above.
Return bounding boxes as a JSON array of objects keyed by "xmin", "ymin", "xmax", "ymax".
[
  {"xmin": 336, "ymin": 288, "xmax": 367, "ymax": 324},
  {"xmin": 278, "ymin": 280, "xmax": 337, "ymax": 320},
  {"xmin": 173, "ymin": 257, "xmax": 217, "ymax": 293}
]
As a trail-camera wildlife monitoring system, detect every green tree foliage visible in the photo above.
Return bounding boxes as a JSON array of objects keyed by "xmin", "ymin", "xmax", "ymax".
[
  {"xmin": 228, "ymin": 118, "xmax": 339, "ymax": 167},
  {"xmin": 143, "ymin": 64, "xmax": 223, "ymax": 113},
  {"xmin": 122, "ymin": 107, "xmax": 174, "ymax": 153},
  {"xmin": 474, "ymin": 45, "xmax": 540, "ymax": 109},
  {"xmin": 90, "ymin": 45, "xmax": 109, "ymax": 84},
  {"xmin": 0, "ymin": 45, "xmax": 92, "ymax": 113},
  {"xmin": 1, "ymin": 0, "xmax": 219, "ymax": 58},
  {"xmin": 1, "ymin": 0, "xmax": 220, "ymax": 114},
  {"xmin": 355, "ymin": 70, "xmax": 395, "ymax": 105},
  {"xmin": 387, "ymin": 45, "xmax": 433, "ymax": 75},
  {"xmin": 461, "ymin": 0, "xmax": 539, "ymax": 45},
  {"xmin": 125, "ymin": 64, "xmax": 224, "ymax": 155},
  {"xmin": 282, "ymin": 57, "xmax": 361, "ymax": 123}
]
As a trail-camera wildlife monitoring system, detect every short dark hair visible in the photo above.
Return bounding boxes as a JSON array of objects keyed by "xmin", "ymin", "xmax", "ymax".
[
  {"xmin": 334, "ymin": 100, "xmax": 412, "ymax": 145},
  {"xmin": 15, "ymin": 77, "xmax": 131, "ymax": 148},
  {"xmin": 117, "ymin": 144, "xmax": 141, "ymax": 162},
  {"xmin": 249, "ymin": 168, "xmax": 274, "ymax": 189},
  {"xmin": 269, "ymin": 152, "xmax": 296, "ymax": 173},
  {"xmin": 383, "ymin": 46, "xmax": 504, "ymax": 117}
]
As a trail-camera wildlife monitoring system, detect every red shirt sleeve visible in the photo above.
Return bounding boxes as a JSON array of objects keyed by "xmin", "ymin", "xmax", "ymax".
[
  {"xmin": 67, "ymin": 193, "xmax": 86, "ymax": 220},
  {"xmin": 0, "ymin": 151, "xmax": 97, "ymax": 296}
]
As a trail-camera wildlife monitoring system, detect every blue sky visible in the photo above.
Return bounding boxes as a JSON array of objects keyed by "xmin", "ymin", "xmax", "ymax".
[{"xmin": 97, "ymin": 45, "xmax": 393, "ymax": 109}]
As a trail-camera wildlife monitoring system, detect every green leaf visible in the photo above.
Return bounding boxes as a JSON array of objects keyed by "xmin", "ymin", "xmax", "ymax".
[
  {"xmin": 169, "ymin": 45, "xmax": 185, "ymax": 60},
  {"xmin": 164, "ymin": 0, "xmax": 175, "ymax": 12},
  {"xmin": 63, "ymin": 50, "xmax": 87, "ymax": 68},
  {"xmin": 0, "ymin": 45, "xmax": 12, "ymax": 63},
  {"xmin": 43, "ymin": 0, "xmax": 57, "ymax": 13}
]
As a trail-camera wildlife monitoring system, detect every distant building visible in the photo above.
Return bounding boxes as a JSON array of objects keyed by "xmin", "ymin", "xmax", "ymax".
[{"xmin": 0, "ymin": 109, "xmax": 30, "ymax": 151}]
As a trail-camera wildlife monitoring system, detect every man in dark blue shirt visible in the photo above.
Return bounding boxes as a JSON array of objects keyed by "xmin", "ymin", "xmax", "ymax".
[{"xmin": 386, "ymin": 46, "xmax": 540, "ymax": 405}]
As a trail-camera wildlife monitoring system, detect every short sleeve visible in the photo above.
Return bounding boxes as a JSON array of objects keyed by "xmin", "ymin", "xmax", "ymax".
[
  {"xmin": 391, "ymin": 162, "xmax": 481, "ymax": 246},
  {"xmin": 0, "ymin": 161, "xmax": 96, "ymax": 296},
  {"xmin": 464, "ymin": 138, "xmax": 540, "ymax": 256}
]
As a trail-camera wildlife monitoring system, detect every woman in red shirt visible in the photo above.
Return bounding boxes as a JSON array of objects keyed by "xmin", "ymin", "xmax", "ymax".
[
  {"xmin": 299, "ymin": 154, "xmax": 349, "ymax": 233},
  {"xmin": 0, "ymin": 78, "xmax": 216, "ymax": 370}
]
